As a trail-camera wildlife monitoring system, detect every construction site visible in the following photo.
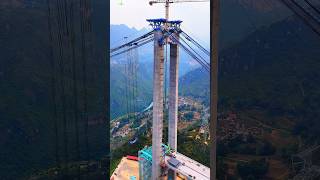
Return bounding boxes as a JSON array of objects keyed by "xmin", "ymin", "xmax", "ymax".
[
  {"xmin": 110, "ymin": 0, "xmax": 320, "ymax": 179},
  {"xmin": 110, "ymin": 0, "xmax": 211, "ymax": 179},
  {"xmin": 111, "ymin": 146, "xmax": 210, "ymax": 180}
]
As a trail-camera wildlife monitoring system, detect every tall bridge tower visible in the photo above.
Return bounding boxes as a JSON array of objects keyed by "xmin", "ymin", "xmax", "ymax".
[
  {"xmin": 147, "ymin": 19, "xmax": 182, "ymax": 180},
  {"xmin": 110, "ymin": 17, "xmax": 210, "ymax": 180},
  {"xmin": 150, "ymin": 19, "xmax": 165, "ymax": 179}
]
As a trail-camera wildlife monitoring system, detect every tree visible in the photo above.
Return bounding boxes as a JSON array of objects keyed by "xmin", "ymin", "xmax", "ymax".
[
  {"xmin": 237, "ymin": 158, "xmax": 269, "ymax": 179},
  {"xmin": 258, "ymin": 140, "xmax": 276, "ymax": 156}
]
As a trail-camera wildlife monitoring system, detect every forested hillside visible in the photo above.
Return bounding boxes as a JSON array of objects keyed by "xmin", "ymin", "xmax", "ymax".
[
  {"xmin": 0, "ymin": 1, "xmax": 108, "ymax": 178},
  {"xmin": 181, "ymin": 15, "xmax": 320, "ymax": 142}
]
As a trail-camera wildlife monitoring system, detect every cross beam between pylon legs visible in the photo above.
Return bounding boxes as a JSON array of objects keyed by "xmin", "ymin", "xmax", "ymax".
[{"xmin": 152, "ymin": 29, "xmax": 165, "ymax": 180}]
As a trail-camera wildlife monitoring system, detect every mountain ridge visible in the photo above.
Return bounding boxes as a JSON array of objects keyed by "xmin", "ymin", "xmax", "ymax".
[{"xmin": 180, "ymin": 15, "xmax": 320, "ymax": 142}]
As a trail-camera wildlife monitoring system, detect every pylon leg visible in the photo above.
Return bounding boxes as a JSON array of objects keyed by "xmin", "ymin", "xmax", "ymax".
[{"xmin": 152, "ymin": 30, "xmax": 165, "ymax": 180}]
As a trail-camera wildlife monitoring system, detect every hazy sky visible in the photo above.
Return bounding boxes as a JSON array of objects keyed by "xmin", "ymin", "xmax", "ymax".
[{"xmin": 110, "ymin": 0, "xmax": 210, "ymax": 45}]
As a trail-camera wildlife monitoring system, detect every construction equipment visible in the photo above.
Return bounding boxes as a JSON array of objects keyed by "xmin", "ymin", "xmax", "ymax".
[
  {"xmin": 149, "ymin": 0, "xmax": 209, "ymax": 21},
  {"xmin": 110, "ymin": 10, "xmax": 211, "ymax": 180}
]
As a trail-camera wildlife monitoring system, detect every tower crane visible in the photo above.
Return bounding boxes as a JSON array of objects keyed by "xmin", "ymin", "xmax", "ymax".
[{"xmin": 149, "ymin": 0, "xmax": 209, "ymax": 22}]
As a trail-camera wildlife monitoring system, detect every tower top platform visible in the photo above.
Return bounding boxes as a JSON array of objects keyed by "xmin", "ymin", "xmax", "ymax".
[{"xmin": 146, "ymin": 18, "xmax": 183, "ymax": 30}]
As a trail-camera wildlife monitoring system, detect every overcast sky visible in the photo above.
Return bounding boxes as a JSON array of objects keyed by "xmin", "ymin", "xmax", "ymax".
[{"xmin": 110, "ymin": 0, "xmax": 210, "ymax": 45}]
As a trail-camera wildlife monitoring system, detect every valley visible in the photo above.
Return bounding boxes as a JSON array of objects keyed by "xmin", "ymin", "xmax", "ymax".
[
  {"xmin": 110, "ymin": 96, "xmax": 301, "ymax": 179},
  {"xmin": 1, "ymin": 0, "xmax": 319, "ymax": 178},
  {"xmin": 110, "ymin": 11, "xmax": 320, "ymax": 179}
]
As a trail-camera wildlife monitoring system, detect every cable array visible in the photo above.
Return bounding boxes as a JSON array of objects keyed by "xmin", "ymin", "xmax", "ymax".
[
  {"xmin": 46, "ymin": 0, "xmax": 94, "ymax": 177},
  {"xmin": 279, "ymin": 0, "xmax": 320, "ymax": 36},
  {"xmin": 167, "ymin": 30, "xmax": 210, "ymax": 72}
]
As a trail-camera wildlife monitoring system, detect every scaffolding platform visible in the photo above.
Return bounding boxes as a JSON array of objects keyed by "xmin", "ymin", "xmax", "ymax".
[
  {"xmin": 111, "ymin": 157, "xmax": 139, "ymax": 180},
  {"xmin": 138, "ymin": 144, "xmax": 210, "ymax": 180},
  {"xmin": 166, "ymin": 152, "xmax": 210, "ymax": 179}
]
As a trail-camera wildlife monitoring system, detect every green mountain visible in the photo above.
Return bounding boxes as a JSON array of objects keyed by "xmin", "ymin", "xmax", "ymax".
[
  {"xmin": 219, "ymin": 0, "xmax": 291, "ymax": 48},
  {"xmin": 110, "ymin": 61, "xmax": 153, "ymax": 118},
  {"xmin": 109, "ymin": 0, "xmax": 294, "ymax": 120},
  {"xmin": 0, "ymin": 0, "xmax": 313, "ymax": 178},
  {"xmin": 180, "ymin": 16, "xmax": 320, "ymax": 142},
  {"xmin": 0, "ymin": 1, "xmax": 108, "ymax": 178},
  {"xmin": 109, "ymin": 24, "xmax": 205, "ymax": 119},
  {"xmin": 179, "ymin": 68, "xmax": 210, "ymax": 105}
]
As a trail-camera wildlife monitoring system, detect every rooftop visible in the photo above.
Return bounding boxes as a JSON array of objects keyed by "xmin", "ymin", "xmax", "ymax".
[
  {"xmin": 165, "ymin": 152, "xmax": 210, "ymax": 179},
  {"xmin": 139, "ymin": 144, "xmax": 210, "ymax": 179},
  {"xmin": 111, "ymin": 157, "xmax": 139, "ymax": 180}
]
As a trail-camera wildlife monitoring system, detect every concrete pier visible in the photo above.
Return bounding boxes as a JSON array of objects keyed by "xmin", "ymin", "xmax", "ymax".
[
  {"xmin": 168, "ymin": 32, "xmax": 179, "ymax": 180},
  {"xmin": 152, "ymin": 29, "xmax": 165, "ymax": 180},
  {"xmin": 168, "ymin": 32, "xmax": 179, "ymax": 151}
]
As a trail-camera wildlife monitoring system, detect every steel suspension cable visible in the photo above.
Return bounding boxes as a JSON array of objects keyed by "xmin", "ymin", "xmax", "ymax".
[
  {"xmin": 111, "ymin": 34, "xmax": 155, "ymax": 55},
  {"xmin": 303, "ymin": 0, "xmax": 320, "ymax": 17},
  {"xmin": 80, "ymin": 0, "xmax": 90, "ymax": 174},
  {"xmin": 134, "ymin": 48, "xmax": 139, "ymax": 115},
  {"xmin": 131, "ymin": 48, "xmax": 137, "ymax": 116},
  {"xmin": 124, "ymin": 37, "xmax": 129, "ymax": 119},
  {"xmin": 46, "ymin": 0, "xmax": 60, "ymax": 172},
  {"xmin": 55, "ymin": 0, "xmax": 69, "ymax": 176},
  {"xmin": 61, "ymin": 0, "xmax": 72, "ymax": 176},
  {"xmin": 69, "ymin": 0, "xmax": 81, "ymax": 177},
  {"xmin": 279, "ymin": 0, "xmax": 320, "ymax": 36},
  {"xmin": 128, "ymin": 47, "xmax": 133, "ymax": 117},
  {"xmin": 168, "ymin": 33, "xmax": 209, "ymax": 71},
  {"xmin": 180, "ymin": 42, "xmax": 209, "ymax": 71},
  {"xmin": 179, "ymin": 35, "xmax": 209, "ymax": 66},
  {"xmin": 110, "ymin": 31, "xmax": 154, "ymax": 53},
  {"xmin": 180, "ymin": 31, "xmax": 210, "ymax": 56},
  {"xmin": 177, "ymin": 40, "xmax": 210, "ymax": 72},
  {"xmin": 175, "ymin": 43, "xmax": 209, "ymax": 71},
  {"xmin": 110, "ymin": 37, "xmax": 154, "ymax": 57},
  {"xmin": 297, "ymin": 0, "xmax": 320, "ymax": 23}
]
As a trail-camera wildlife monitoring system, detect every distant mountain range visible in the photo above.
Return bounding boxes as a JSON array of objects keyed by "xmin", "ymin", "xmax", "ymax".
[
  {"xmin": 110, "ymin": 24, "xmax": 203, "ymax": 118},
  {"xmin": 219, "ymin": 0, "xmax": 291, "ymax": 49},
  {"xmin": 180, "ymin": 15, "xmax": 320, "ymax": 142},
  {"xmin": 109, "ymin": 0, "xmax": 292, "ymax": 118},
  {"xmin": 2, "ymin": 0, "xmax": 318, "ymax": 178}
]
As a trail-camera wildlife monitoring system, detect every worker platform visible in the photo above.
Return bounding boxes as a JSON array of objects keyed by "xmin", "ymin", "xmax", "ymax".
[
  {"xmin": 138, "ymin": 145, "xmax": 210, "ymax": 180},
  {"xmin": 111, "ymin": 154, "xmax": 186, "ymax": 180},
  {"xmin": 166, "ymin": 152, "xmax": 210, "ymax": 179},
  {"xmin": 111, "ymin": 156, "xmax": 139, "ymax": 180}
]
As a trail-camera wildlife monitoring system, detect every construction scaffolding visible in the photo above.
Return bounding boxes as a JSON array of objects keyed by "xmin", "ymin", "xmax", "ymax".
[
  {"xmin": 139, "ymin": 146, "xmax": 153, "ymax": 180},
  {"xmin": 138, "ymin": 144, "xmax": 170, "ymax": 180}
]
